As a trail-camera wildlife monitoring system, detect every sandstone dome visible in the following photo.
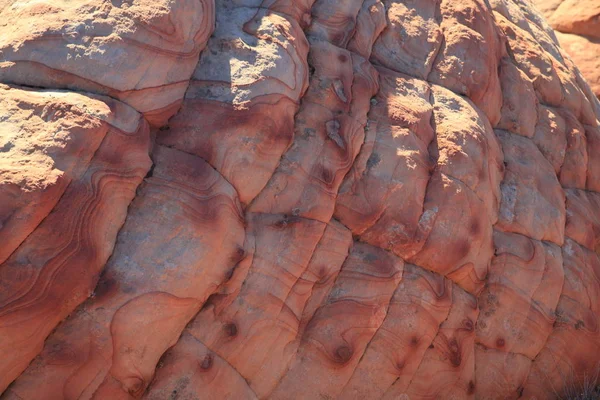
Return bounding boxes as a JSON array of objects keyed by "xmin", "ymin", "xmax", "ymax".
[
  {"xmin": 533, "ymin": 0, "xmax": 600, "ymax": 99},
  {"xmin": 0, "ymin": 0, "xmax": 599, "ymax": 399}
]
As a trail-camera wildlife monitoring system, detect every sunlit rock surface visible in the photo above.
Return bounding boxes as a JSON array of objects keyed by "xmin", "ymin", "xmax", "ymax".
[
  {"xmin": 1, "ymin": 0, "xmax": 599, "ymax": 399},
  {"xmin": 533, "ymin": 0, "xmax": 600, "ymax": 99}
]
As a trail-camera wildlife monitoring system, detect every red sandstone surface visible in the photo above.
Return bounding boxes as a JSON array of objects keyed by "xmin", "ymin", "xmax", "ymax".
[
  {"xmin": 533, "ymin": 0, "xmax": 600, "ymax": 98},
  {"xmin": 0, "ymin": 0, "xmax": 599, "ymax": 399}
]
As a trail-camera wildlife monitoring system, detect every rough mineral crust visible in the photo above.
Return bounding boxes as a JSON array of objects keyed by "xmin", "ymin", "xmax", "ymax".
[
  {"xmin": 1, "ymin": 0, "xmax": 599, "ymax": 399},
  {"xmin": 533, "ymin": 0, "xmax": 600, "ymax": 99}
]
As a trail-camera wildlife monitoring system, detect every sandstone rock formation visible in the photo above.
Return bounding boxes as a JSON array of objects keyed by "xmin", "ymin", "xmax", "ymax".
[
  {"xmin": 0, "ymin": 0, "xmax": 215, "ymax": 126},
  {"xmin": 533, "ymin": 0, "xmax": 600, "ymax": 98},
  {"xmin": 1, "ymin": 0, "xmax": 599, "ymax": 399}
]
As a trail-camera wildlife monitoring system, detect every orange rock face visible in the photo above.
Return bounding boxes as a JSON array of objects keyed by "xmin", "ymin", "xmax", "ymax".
[
  {"xmin": 533, "ymin": 0, "xmax": 600, "ymax": 99},
  {"xmin": 0, "ymin": 0, "xmax": 215, "ymax": 126},
  {"xmin": 1, "ymin": 0, "xmax": 599, "ymax": 399}
]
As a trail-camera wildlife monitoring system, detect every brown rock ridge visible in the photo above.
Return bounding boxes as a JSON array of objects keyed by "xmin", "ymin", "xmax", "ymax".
[
  {"xmin": 533, "ymin": 0, "xmax": 600, "ymax": 99},
  {"xmin": 0, "ymin": 0, "xmax": 599, "ymax": 399}
]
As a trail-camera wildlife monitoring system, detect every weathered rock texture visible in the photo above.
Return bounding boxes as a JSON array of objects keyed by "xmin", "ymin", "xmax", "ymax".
[
  {"xmin": 533, "ymin": 0, "xmax": 600, "ymax": 99},
  {"xmin": 0, "ymin": 0, "xmax": 599, "ymax": 399},
  {"xmin": 0, "ymin": 0, "xmax": 215, "ymax": 126}
]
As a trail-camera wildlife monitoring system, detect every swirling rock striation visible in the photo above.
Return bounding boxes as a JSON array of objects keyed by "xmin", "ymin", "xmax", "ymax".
[
  {"xmin": 0, "ymin": 0, "xmax": 215, "ymax": 126},
  {"xmin": 0, "ymin": 84, "xmax": 152, "ymax": 391}
]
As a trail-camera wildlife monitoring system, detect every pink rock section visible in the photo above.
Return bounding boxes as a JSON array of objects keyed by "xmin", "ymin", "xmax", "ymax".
[
  {"xmin": 533, "ymin": 0, "xmax": 600, "ymax": 99},
  {"xmin": 0, "ymin": 0, "xmax": 599, "ymax": 399},
  {"xmin": 0, "ymin": 0, "xmax": 215, "ymax": 126},
  {"xmin": 0, "ymin": 84, "xmax": 152, "ymax": 391}
]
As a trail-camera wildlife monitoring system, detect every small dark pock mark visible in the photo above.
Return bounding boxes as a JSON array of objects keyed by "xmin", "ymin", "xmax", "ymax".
[
  {"xmin": 575, "ymin": 320, "xmax": 585, "ymax": 330},
  {"xmin": 317, "ymin": 266, "xmax": 330, "ymax": 283},
  {"xmin": 224, "ymin": 322, "xmax": 238, "ymax": 338},
  {"xmin": 463, "ymin": 318, "xmax": 474, "ymax": 331},
  {"xmin": 199, "ymin": 354, "xmax": 213, "ymax": 370},
  {"xmin": 334, "ymin": 346, "xmax": 353, "ymax": 364},
  {"xmin": 448, "ymin": 339, "xmax": 461, "ymax": 367},
  {"xmin": 496, "ymin": 338, "xmax": 505, "ymax": 348},
  {"xmin": 230, "ymin": 246, "xmax": 246, "ymax": 264},
  {"xmin": 321, "ymin": 167, "xmax": 333, "ymax": 183},
  {"xmin": 338, "ymin": 54, "xmax": 348, "ymax": 62},
  {"xmin": 468, "ymin": 380, "xmax": 476, "ymax": 394},
  {"xmin": 410, "ymin": 336, "xmax": 419, "ymax": 346},
  {"xmin": 126, "ymin": 377, "xmax": 144, "ymax": 396}
]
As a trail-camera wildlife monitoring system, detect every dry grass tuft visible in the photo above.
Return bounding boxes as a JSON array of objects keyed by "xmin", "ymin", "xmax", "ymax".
[{"xmin": 560, "ymin": 365, "xmax": 600, "ymax": 400}]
